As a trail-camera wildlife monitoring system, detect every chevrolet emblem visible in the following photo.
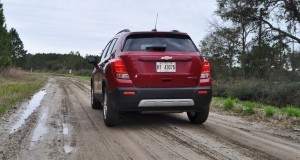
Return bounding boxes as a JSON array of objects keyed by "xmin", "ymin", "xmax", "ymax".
[{"xmin": 161, "ymin": 56, "xmax": 173, "ymax": 60}]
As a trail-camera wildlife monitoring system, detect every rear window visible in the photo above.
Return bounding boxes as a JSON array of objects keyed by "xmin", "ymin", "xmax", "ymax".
[{"xmin": 123, "ymin": 34, "xmax": 197, "ymax": 52}]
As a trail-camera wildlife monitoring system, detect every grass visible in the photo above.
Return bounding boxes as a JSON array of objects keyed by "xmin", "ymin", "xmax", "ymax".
[
  {"xmin": 0, "ymin": 69, "xmax": 88, "ymax": 115},
  {"xmin": 0, "ymin": 68, "xmax": 47, "ymax": 115},
  {"xmin": 214, "ymin": 97, "xmax": 300, "ymax": 118},
  {"xmin": 282, "ymin": 106, "xmax": 300, "ymax": 117},
  {"xmin": 243, "ymin": 101, "xmax": 255, "ymax": 115},
  {"xmin": 57, "ymin": 73, "xmax": 90, "ymax": 81},
  {"xmin": 224, "ymin": 98, "xmax": 235, "ymax": 110},
  {"xmin": 44, "ymin": 72, "xmax": 90, "ymax": 81},
  {"xmin": 264, "ymin": 106, "xmax": 275, "ymax": 117},
  {"xmin": 211, "ymin": 97, "xmax": 300, "ymax": 128}
]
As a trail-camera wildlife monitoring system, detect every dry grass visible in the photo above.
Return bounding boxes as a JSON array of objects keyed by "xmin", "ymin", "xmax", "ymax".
[
  {"xmin": 0, "ymin": 68, "xmax": 47, "ymax": 115},
  {"xmin": 0, "ymin": 68, "xmax": 25, "ymax": 82}
]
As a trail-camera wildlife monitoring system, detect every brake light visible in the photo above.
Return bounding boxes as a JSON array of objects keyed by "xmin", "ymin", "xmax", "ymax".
[
  {"xmin": 200, "ymin": 60, "xmax": 211, "ymax": 79},
  {"xmin": 111, "ymin": 60, "xmax": 130, "ymax": 79}
]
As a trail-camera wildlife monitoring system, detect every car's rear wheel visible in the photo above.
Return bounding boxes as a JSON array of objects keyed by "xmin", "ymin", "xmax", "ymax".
[
  {"xmin": 103, "ymin": 87, "xmax": 119, "ymax": 126},
  {"xmin": 187, "ymin": 108, "xmax": 209, "ymax": 124}
]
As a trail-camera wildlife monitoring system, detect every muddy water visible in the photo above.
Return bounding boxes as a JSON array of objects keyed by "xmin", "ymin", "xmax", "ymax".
[
  {"xmin": 30, "ymin": 107, "xmax": 49, "ymax": 149},
  {"xmin": 10, "ymin": 90, "xmax": 46, "ymax": 133}
]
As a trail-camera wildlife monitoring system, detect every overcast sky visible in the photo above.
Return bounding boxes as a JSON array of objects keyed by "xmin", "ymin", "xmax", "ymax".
[{"xmin": 2, "ymin": 0, "xmax": 217, "ymax": 56}]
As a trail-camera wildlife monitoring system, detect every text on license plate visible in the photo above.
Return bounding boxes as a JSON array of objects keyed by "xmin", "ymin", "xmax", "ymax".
[{"xmin": 156, "ymin": 62, "xmax": 176, "ymax": 72}]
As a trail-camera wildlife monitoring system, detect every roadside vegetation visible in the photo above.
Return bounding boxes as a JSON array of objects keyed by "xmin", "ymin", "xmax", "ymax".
[
  {"xmin": 198, "ymin": 0, "xmax": 300, "ymax": 114},
  {"xmin": 213, "ymin": 80, "xmax": 300, "ymax": 108},
  {"xmin": 0, "ymin": 68, "xmax": 47, "ymax": 115},
  {"xmin": 211, "ymin": 97, "xmax": 300, "ymax": 129},
  {"xmin": 49, "ymin": 73, "xmax": 90, "ymax": 81}
]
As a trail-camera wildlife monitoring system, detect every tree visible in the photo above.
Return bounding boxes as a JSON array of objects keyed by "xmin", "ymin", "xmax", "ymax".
[
  {"xmin": 200, "ymin": 26, "xmax": 240, "ymax": 78},
  {"xmin": 215, "ymin": 0, "xmax": 258, "ymax": 77},
  {"xmin": 216, "ymin": 0, "xmax": 300, "ymax": 44},
  {"xmin": 249, "ymin": 43, "xmax": 285, "ymax": 78},
  {"xmin": 215, "ymin": 0, "xmax": 299, "ymax": 78},
  {"xmin": 0, "ymin": 1, "xmax": 12, "ymax": 68},
  {"xmin": 290, "ymin": 51, "xmax": 300, "ymax": 72},
  {"xmin": 9, "ymin": 28, "xmax": 27, "ymax": 68}
]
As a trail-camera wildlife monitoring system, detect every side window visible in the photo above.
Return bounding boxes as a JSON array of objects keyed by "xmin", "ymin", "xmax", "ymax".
[
  {"xmin": 100, "ymin": 41, "xmax": 112, "ymax": 64},
  {"xmin": 104, "ymin": 38, "xmax": 117, "ymax": 60},
  {"xmin": 111, "ymin": 38, "xmax": 118, "ymax": 54}
]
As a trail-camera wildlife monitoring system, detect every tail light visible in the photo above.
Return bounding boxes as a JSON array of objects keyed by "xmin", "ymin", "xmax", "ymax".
[
  {"xmin": 111, "ymin": 60, "xmax": 130, "ymax": 79},
  {"xmin": 200, "ymin": 60, "xmax": 211, "ymax": 79}
]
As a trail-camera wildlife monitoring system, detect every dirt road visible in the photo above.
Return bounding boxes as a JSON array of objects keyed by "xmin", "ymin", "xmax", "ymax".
[{"xmin": 0, "ymin": 77, "xmax": 299, "ymax": 160}]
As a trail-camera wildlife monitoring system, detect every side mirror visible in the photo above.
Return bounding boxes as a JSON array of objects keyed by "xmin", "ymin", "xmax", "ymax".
[{"xmin": 88, "ymin": 57, "xmax": 98, "ymax": 66}]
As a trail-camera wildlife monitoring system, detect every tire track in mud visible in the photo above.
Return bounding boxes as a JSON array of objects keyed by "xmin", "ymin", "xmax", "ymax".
[
  {"xmin": 151, "ymin": 115, "xmax": 274, "ymax": 160},
  {"xmin": 59, "ymin": 77, "xmax": 193, "ymax": 159},
  {"xmin": 59, "ymin": 79, "xmax": 78, "ymax": 158},
  {"xmin": 0, "ymin": 78, "xmax": 66, "ymax": 160},
  {"xmin": 59, "ymin": 77, "xmax": 108, "ymax": 158},
  {"xmin": 23, "ymin": 78, "xmax": 65, "ymax": 160},
  {"xmin": 0, "ymin": 112, "xmax": 39, "ymax": 160},
  {"xmin": 116, "ymin": 111, "xmax": 298, "ymax": 160},
  {"xmin": 66, "ymin": 77, "xmax": 211, "ymax": 159},
  {"xmin": 204, "ymin": 115, "xmax": 299, "ymax": 160},
  {"xmin": 58, "ymin": 77, "xmax": 139, "ymax": 160},
  {"xmin": 58, "ymin": 76, "xmax": 300, "ymax": 160},
  {"xmin": 121, "ymin": 114, "xmax": 234, "ymax": 160},
  {"xmin": 1, "ymin": 76, "xmax": 299, "ymax": 160}
]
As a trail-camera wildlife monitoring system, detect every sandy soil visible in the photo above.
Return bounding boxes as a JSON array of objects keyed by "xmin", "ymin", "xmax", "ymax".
[{"xmin": 0, "ymin": 77, "xmax": 299, "ymax": 160}]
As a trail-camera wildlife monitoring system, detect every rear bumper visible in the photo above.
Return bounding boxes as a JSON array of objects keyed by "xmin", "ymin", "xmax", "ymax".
[{"xmin": 107, "ymin": 87, "xmax": 212, "ymax": 112}]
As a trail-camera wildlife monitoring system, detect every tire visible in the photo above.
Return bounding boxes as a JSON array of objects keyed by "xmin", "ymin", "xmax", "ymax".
[
  {"xmin": 187, "ymin": 108, "xmax": 209, "ymax": 124},
  {"xmin": 91, "ymin": 86, "xmax": 102, "ymax": 109},
  {"xmin": 103, "ymin": 87, "xmax": 119, "ymax": 126}
]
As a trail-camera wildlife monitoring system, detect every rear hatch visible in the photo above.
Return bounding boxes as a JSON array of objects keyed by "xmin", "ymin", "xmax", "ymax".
[{"xmin": 121, "ymin": 32, "xmax": 203, "ymax": 88}]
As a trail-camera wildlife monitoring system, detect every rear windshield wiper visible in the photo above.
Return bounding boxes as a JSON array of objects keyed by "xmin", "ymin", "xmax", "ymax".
[{"xmin": 145, "ymin": 46, "xmax": 166, "ymax": 51}]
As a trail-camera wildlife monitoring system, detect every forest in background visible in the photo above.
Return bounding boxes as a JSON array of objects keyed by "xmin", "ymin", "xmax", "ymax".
[{"xmin": 26, "ymin": 52, "xmax": 99, "ymax": 76}]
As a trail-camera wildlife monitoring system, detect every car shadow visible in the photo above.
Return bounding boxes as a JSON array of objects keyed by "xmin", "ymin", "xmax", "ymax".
[{"xmin": 116, "ymin": 112, "xmax": 194, "ymax": 128}]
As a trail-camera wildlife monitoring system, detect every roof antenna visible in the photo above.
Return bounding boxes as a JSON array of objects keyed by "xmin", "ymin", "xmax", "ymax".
[{"xmin": 152, "ymin": 14, "xmax": 158, "ymax": 31}]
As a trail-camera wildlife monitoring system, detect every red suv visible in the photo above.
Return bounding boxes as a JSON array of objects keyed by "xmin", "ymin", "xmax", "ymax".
[{"xmin": 89, "ymin": 29, "xmax": 212, "ymax": 126}]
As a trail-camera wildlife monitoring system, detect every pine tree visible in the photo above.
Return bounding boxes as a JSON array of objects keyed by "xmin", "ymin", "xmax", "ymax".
[
  {"xmin": 10, "ymin": 28, "xmax": 27, "ymax": 68},
  {"xmin": 0, "ymin": 1, "xmax": 12, "ymax": 67}
]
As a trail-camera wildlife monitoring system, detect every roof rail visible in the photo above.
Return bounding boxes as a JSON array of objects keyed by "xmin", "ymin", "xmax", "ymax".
[
  {"xmin": 171, "ymin": 30, "xmax": 180, "ymax": 32},
  {"xmin": 116, "ymin": 29, "xmax": 130, "ymax": 35}
]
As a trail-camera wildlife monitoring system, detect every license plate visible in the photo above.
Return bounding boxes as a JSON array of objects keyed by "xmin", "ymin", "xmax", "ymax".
[{"xmin": 156, "ymin": 62, "xmax": 176, "ymax": 72}]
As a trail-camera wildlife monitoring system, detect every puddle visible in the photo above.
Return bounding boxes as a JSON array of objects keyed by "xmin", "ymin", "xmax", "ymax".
[
  {"xmin": 63, "ymin": 123, "xmax": 69, "ymax": 135},
  {"xmin": 10, "ymin": 90, "xmax": 46, "ymax": 133},
  {"xmin": 30, "ymin": 107, "xmax": 49, "ymax": 149},
  {"xmin": 64, "ymin": 145, "xmax": 75, "ymax": 154}
]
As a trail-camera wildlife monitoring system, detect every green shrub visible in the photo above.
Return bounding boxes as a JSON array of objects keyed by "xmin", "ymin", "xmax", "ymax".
[
  {"xmin": 228, "ymin": 81, "xmax": 268, "ymax": 101},
  {"xmin": 282, "ymin": 106, "xmax": 300, "ymax": 117},
  {"xmin": 213, "ymin": 85, "xmax": 228, "ymax": 97},
  {"xmin": 268, "ymin": 83, "xmax": 300, "ymax": 108},
  {"xmin": 224, "ymin": 98, "xmax": 234, "ymax": 110},
  {"xmin": 213, "ymin": 80, "xmax": 300, "ymax": 108},
  {"xmin": 244, "ymin": 102, "xmax": 255, "ymax": 115},
  {"xmin": 264, "ymin": 106, "xmax": 275, "ymax": 117}
]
